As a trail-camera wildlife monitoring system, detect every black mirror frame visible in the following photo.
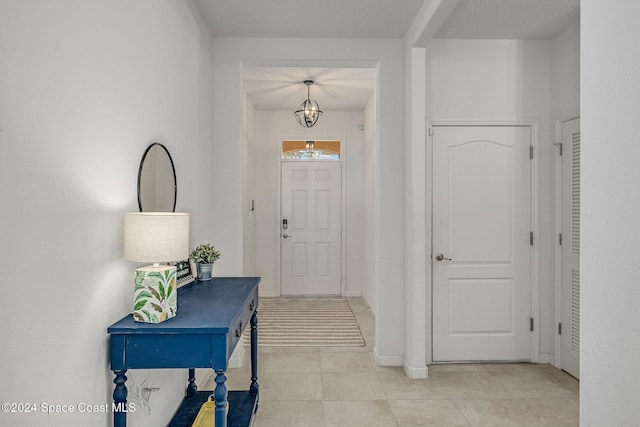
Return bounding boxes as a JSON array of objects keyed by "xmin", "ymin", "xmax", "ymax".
[{"xmin": 137, "ymin": 142, "xmax": 177, "ymax": 212}]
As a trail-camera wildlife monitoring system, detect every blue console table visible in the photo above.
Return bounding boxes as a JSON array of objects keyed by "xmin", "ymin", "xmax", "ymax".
[{"xmin": 108, "ymin": 277, "xmax": 260, "ymax": 427}]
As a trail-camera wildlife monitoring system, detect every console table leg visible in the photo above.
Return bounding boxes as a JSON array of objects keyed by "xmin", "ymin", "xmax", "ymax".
[
  {"xmin": 250, "ymin": 310, "xmax": 259, "ymax": 397},
  {"xmin": 187, "ymin": 368, "xmax": 197, "ymax": 397},
  {"xmin": 113, "ymin": 369, "xmax": 127, "ymax": 427},
  {"xmin": 214, "ymin": 369, "xmax": 228, "ymax": 427}
]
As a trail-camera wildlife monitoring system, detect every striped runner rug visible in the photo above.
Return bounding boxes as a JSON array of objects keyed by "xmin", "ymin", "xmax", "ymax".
[{"xmin": 244, "ymin": 298, "xmax": 366, "ymax": 347}]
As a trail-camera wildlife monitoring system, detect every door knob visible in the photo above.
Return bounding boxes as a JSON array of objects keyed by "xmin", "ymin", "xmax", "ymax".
[
  {"xmin": 434, "ymin": 253, "xmax": 451, "ymax": 261},
  {"xmin": 283, "ymin": 234, "xmax": 292, "ymax": 239}
]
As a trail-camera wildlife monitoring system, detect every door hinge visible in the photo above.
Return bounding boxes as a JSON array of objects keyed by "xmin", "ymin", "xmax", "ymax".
[
  {"xmin": 530, "ymin": 231, "xmax": 534, "ymax": 246},
  {"xmin": 428, "ymin": 127, "xmax": 434, "ymax": 136},
  {"xmin": 559, "ymin": 233, "xmax": 562, "ymax": 245},
  {"xmin": 558, "ymin": 323, "xmax": 562, "ymax": 335},
  {"xmin": 530, "ymin": 317, "xmax": 534, "ymax": 331},
  {"xmin": 529, "ymin": 146, "xmax": 534, "ymax": 159}
]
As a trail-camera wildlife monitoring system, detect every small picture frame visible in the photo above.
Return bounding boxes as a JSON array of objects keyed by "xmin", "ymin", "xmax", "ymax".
[{"xmin": 173, "ymin": 260, "xmax": 194, "ymax": 288}]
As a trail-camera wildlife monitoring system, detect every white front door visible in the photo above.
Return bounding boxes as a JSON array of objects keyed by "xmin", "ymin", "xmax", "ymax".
[
  {"xmin": 432, "ymin": 126, "xmax": 532, "ymax": 362},
  {"xmin": 560, "ymin": 117, "xmax": 580, "ymax": 378},
  {"xmin": 281, "ymin": 161, "xmax": 342, "ymax": 295}
]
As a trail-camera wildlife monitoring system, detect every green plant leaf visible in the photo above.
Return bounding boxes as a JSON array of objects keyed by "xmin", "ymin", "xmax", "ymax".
[
  {"xmin": 142, "ymin": 310, "xmax": 151, "ymax": 320},
  {"xmin": 134, "ymin": 299, "xmax": 147, "ymax": 311},
  {"xmin": 134, "ymin": 291, "xmax": 153, "ymax": 302},
  {"xmin": 149, "ymin": 286, "xmax": 161, "ymax": 301},
  {"xmin": 134, "ymin": 275, "xmax": 146, "ymax": 290},
  {"xmin": 190, "ymin": 243, "xmax": 222, "ymax": 264},
  {"xmin": 150, "ymin": 302, "xmax": 163, "ymax": 313},
  {"xmin": 167, "ymin": 286, "xmax": 177, "ymax": 308},
  {"xmin": 158, "ymin": 281, "xmax": 166, "ymax": 299}
]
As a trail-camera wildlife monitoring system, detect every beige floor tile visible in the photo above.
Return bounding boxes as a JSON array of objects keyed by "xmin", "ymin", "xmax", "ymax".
[
  {"xmin": 324, "ymin": 400, "xmax": 397, "ymax": 427},
  {"xmin": 322, "ymin": 372, "xmax": 386, "ymax": 400},
  {"xmin": 437, "ymin": 371, "xmax": 514, "ymax": 399},
  {"xmin": 239, "ymin": 299, "xmax": 579, "ymax": 426},
  {"xmin": 454, "ymin": 398, "xmax": 554, "ymax": 427},
  {"xmin": 519, "ymin": 397, "xmax": 579, "ymax": 426},
  {"xmin": 253, "ymin": 400, "xmax": 325, "ymax": 427},
  {"xmin": 266, "ymin": 351, "xmax": 322, "ymax": 373},
  {"xmin": 377, "ymin": 368, "xmax": 450, "ymax": 400},
  {"xmin": 260, "ymin": 373, "xmax": 323, "ymax": 401},
  {"xmin": 320, "ymin": 352, "xmax": 376, "ymax": 372},
  {"xmin": 319, "ymin": 344, "xmax": 370, "ymax": 353},
  {"xmin": 483, "ymin": 364, "xmax": 577, "ymax": 399},
  {"xmin": 389, "ymin": 399, "xmax": 471, "ymax": 427}
]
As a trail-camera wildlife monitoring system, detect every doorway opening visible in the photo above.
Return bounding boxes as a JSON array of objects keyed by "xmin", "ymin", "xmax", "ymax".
[{"xmin": 242, "ymin": 65, "xmax": 377, "ymax": 298}]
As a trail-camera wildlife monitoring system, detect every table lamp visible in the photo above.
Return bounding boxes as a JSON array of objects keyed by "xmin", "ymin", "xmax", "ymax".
[{"xmin": 124, "ymin": 212, "xmax": 189, "ymax": 323}]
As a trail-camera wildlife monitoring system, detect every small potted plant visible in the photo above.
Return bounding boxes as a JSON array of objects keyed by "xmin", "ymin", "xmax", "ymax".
[{"xmin": 190, "ymin": 244, "xmax": 221, "ymax": 281}]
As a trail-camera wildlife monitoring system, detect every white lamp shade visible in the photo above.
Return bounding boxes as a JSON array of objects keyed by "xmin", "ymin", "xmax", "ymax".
[{"xmin": 124, "ymin": 212, "xmax": 189, "ymax": 263}]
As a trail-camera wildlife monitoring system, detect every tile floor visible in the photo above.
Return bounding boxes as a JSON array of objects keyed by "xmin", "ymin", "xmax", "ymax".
[{"xmin": 201, "ymin": 298, "xmax": 579, "ymax": 426}]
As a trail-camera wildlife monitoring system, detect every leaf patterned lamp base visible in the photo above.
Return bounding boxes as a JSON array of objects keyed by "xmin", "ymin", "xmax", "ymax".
[{"xmin": 133, "ymin": 265, "xmax": 177, "ymax": 323}]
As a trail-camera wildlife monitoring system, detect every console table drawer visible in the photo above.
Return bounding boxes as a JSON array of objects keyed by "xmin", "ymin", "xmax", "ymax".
[
  {"xmin": 230, "ymin": 287, "xmax": 258, "ymax": 350},
  {"xmin": 113, "ymin": 334, "xmax": 226, "ymax": 369}
]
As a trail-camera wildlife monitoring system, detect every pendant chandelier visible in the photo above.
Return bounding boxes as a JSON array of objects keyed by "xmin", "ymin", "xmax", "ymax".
[{"xmin": 294, "ymin": 80, "xmax": 323, "ymax": 128}]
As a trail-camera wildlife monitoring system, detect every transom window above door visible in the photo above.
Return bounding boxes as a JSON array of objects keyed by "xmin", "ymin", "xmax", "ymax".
[{"xmin": 282, "ymin": 140, "xmax": 340, "ymax": 160}]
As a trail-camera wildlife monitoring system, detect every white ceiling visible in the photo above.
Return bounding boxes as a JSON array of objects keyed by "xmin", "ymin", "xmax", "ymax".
[
  {"xmin": 195, "ymin": 0, "xmax": 579, "ymax": 111},
  {"xmin": 243, "ymin": 67, "xmax": 376, "ymax": 112},
  {"xmin": 435, "ymin": 0, "xmax": 580, "ymax": 40},
  {"xmin": 194, "ymin": 0, "xmax": 425, "ymax": 39}
]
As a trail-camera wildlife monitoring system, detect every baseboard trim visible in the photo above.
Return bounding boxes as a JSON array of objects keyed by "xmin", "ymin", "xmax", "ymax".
[
  {"xmin": 373, "ymin": 347, "xmax": 403, "ymax": 367},
  {"xmin": 344, "ymin": 290, "xmax": 362, "ymax": 297},
  {"xmin": 538, "ymin": 352, "xmax": 555, "ymax": 365},
  {"xmin": 403, "ymin": 358, "xmax": 428, "ymax": 379},
  {"xmin": 195, "ymin": 368, "xmax": 212, "ymax": 388},
  {"xmin": 260, "ymin": 291, "xmax": 280, "ymax": 298},
  {"xmin": 228, "ymin": 344, "xmax": 244, "ymax": 369}
]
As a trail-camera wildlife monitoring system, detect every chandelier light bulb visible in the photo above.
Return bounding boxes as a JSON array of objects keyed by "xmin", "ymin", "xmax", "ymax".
[{"xmin": 294, "ymin": 80, "xmax": 323, "ymax": 128}]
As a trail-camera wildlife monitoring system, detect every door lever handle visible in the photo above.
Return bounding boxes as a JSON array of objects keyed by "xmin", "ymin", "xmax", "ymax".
[
  {"xmin": 434, "ymin": 253, "xmax": 452, "ymax": 262},
  {"xmin": 283, "ymin": 234, "xmax": 292, "ymax": 239}
]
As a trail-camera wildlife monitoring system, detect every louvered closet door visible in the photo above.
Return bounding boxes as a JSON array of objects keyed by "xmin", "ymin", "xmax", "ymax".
[{"xmin": 561, "ymin": 117, "xmax": 580, "ymax": 379}]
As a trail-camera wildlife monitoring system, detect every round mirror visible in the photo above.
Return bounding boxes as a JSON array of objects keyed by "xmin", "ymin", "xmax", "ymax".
[{"xmin": 137, "ymin": 143, "xmax": 177, "ymax": 212}]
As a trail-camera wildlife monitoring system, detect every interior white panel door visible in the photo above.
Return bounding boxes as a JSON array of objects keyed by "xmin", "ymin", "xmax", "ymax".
[
  {"xmin": 432, "ymin": 126, "xmax": 531, "ymax": 362},
  {"xmin": 560, "ymin": 117, "xmax": 580, "ymax": 379},
  {"xmin": 281, "ymin": 162, "xmax": 341, "ymax": 295}
]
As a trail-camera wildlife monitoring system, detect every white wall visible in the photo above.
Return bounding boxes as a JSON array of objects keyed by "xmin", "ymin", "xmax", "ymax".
[
  {"xmin": 581, "ymin": 1, "xmax": 640, "ymax": 424},
  {"xmin": 243, "ymin": 94, "xmax": 257, "ymax": 274},
  {"xmin": 213, "ymin": 37, "xmax": 405, "ymax": 362},
  {"xmin": 253, "ymin": 110, "xmax": 365, "ymax": 297},
  {"xmin": 361, "ymin": 94, "xmax": 378, "ymax": 314},
  {"xmin": 551, "ymin": 22, "xmax": 580, "ymax": 119},
  {"xmin": 550, "ymin": 21, "xmax": 580, "ymax": 370},
  {"xmin": 402, "ymin": 45, "xmax": 428, "ymax": 378},
  {"xmin": 0, "ymin": 1, "xmax": 214, "ymax": 425},
  {"xmin": 425, "ymin": 39, "xmax": 555, "ymax": 360}
]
